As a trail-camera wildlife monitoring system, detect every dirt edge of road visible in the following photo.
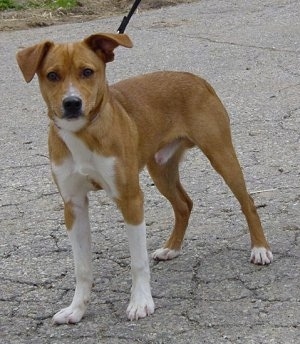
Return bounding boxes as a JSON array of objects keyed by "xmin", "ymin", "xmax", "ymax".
[{"xmin": 0, "ymin": 0, "xmax": 196, "ymax": 31}]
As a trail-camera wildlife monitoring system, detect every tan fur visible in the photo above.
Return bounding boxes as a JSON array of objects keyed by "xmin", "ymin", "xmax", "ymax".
[
  {"xmin": 64, "ymin": 201, "xmax": 75, "ymax": 230},
  {"xmin": 16, "ymin": 33, "xmax": 271, "ymax": 260}
]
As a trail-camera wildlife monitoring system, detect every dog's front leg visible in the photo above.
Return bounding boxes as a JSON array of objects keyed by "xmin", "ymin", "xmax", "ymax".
[
  {"xmin": 117, "ymin": 193, "xmax": 155, "ymax": 320},
  {"xmin": 51, "ymin": 162, "xmax": 93, "ymax": 324},
  {"xmin": 53, "ymin": 195, "xmax": 92, "ymax": 324},
  {"xmin": 126, "ymin": 221, "xmax": 155, "ymax": 320}
]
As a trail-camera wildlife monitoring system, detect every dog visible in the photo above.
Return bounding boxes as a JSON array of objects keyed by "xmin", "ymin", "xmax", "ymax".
[{"xmin": 16, "ymin": 32, "xmax": 273, "ymax": 323}]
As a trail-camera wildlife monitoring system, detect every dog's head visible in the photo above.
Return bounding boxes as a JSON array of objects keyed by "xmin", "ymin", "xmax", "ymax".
[{"xmin": 16, "ymin": 33, "xmax": 133, "ymax": 132}]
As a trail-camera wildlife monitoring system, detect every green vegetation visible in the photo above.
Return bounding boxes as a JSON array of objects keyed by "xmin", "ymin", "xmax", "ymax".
[
  {"xmin": 28, "ymin": 0, "xmax": 78, "ymax": 9},
  {"xmin": 0, "ymin": 0, "xmax": 19, "ymax": 10},
  {"xmin": 0, "ymin": 0, "xmax": 78, "ymax": 11}
]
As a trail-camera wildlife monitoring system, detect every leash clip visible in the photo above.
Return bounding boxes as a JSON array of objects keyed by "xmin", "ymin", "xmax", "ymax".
[
  {"xmin": 117, "ymin": 0, "xmax": 142, "ymax": 34},
  {"xmin": 117, "ymin": 16, "xmax": 129, "ymax": 34}
]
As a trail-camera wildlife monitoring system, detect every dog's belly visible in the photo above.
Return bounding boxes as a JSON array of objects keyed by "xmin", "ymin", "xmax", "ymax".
[{"xmin": 55, "ymin": 129, "xmax": 118, "ymax": 199}]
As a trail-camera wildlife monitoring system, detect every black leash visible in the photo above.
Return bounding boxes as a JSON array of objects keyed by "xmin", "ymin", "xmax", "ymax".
[{"xmin": 117, "ymin": 0, "xmax": 142, "ymax": 33}]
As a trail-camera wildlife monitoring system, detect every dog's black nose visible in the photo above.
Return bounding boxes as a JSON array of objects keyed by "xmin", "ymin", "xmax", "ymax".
[{"xmin": 63, "ymin": 96, "xmax": 83, "ymax": 118}]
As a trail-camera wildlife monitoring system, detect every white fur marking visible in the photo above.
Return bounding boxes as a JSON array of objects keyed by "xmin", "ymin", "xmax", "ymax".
[
  {"xmin": 250, "ymin": 247, "xmax": 273, "ymax": 265},
  {"xmin": 55, "ymin": 116, "xmax": 87, "ymax": 132},
  {"xmin": 126, "ymin": 221, "xmax": 155, "ymax": 320},
  {"xmin": 57, "ymin": 130, "xmax": 118, "ymax": 198},
  {"xmin": 65, "ymin": 84, "xmax": 82, "ymax": 99}
]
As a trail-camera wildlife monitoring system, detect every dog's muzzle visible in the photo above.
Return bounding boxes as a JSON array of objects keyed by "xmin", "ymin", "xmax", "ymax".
[{"xmin": 63, "ymin": 96, "xmax": 83, "ymax": 119}]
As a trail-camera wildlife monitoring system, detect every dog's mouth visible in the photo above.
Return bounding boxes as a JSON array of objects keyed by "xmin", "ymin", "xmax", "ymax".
[
  {"xmin": 54, "ymin": 114, "xmax": 87, "ymax": 132},
  {"xmin": 62, "ymin": 112, "xmax": 84, "ymax": 120}
]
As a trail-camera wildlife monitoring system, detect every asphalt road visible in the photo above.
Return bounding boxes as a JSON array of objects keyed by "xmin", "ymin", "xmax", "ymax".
[{"xmin": 1, "ymin": 0, "xmax": 299, "ymax": 343}]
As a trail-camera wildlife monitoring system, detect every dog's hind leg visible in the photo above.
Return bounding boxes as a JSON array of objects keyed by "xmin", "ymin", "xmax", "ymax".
[
  {"xmin": 147, "ymin": 144, "xmax": 193, "ymax": 261},
  {"xmin": 206, "ymin": 147, "xmax": 272, "ymax": 265},
  {"xmin": 189, "ymin": 107, "xmax": 273, "ymax": 265}
]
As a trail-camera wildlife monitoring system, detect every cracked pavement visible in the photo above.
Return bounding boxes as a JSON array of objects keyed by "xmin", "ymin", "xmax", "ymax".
[{"xmin": 0, "ymin": 0, "xmax": 299, "ymax": 343}]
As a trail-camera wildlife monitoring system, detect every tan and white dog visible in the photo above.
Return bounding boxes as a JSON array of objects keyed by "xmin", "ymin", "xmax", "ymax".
[{"xmin": 16, "ymin": 32, "xmax": 273, "ymax": 323}]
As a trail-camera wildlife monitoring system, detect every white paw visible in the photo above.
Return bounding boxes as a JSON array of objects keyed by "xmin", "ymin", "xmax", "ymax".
[
  {"xmin": 152, "ymin": 247, "xmax": 181, "ymax": 261},
  {"xmin": 52, "ymin": 304, "xmax": 86, "ymax": 324},
  {"xmin": 250, "ymin": 247, "xmax": 273, "ymax": 265},
  {"xmin": 126, "ymin": 291, "xmax": 155, "ymax": 321}
]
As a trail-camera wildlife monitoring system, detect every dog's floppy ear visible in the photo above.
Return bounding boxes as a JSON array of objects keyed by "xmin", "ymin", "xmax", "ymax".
[
  {"xmin": 84, "ymin": 33, "xmax": 133, "ymax": 63},
  {"xmin": 16, "ymin": 41, "xmax": 54, "ymax": 83}
]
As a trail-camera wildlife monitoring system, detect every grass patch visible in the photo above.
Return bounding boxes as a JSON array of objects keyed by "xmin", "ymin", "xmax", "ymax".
[
  {"xmin": 0, "ymin": 0, "xmax": 20, "ymax": 10},
  {"xmin": 28, "ymin": 0, "xmax": 78, "ymax": 9},
  {"xmin": 0, "ymin": 0, "xmax": 78, "ymax": 11}
]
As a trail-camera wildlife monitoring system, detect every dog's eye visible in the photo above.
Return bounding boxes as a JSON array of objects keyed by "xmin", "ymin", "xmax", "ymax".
[
  {"xmin": 47, "ymin": 72, "xmax": 60, "ymax": 82},
  {"xmin": 82, "ymin": 68, "xmax": 94, "ymax": 78}
]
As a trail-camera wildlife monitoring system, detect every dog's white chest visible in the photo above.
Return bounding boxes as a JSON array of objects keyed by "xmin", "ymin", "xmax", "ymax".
[{"xmin": 56, "ymin": 129, "xmax": 118, "ymax": 199}]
